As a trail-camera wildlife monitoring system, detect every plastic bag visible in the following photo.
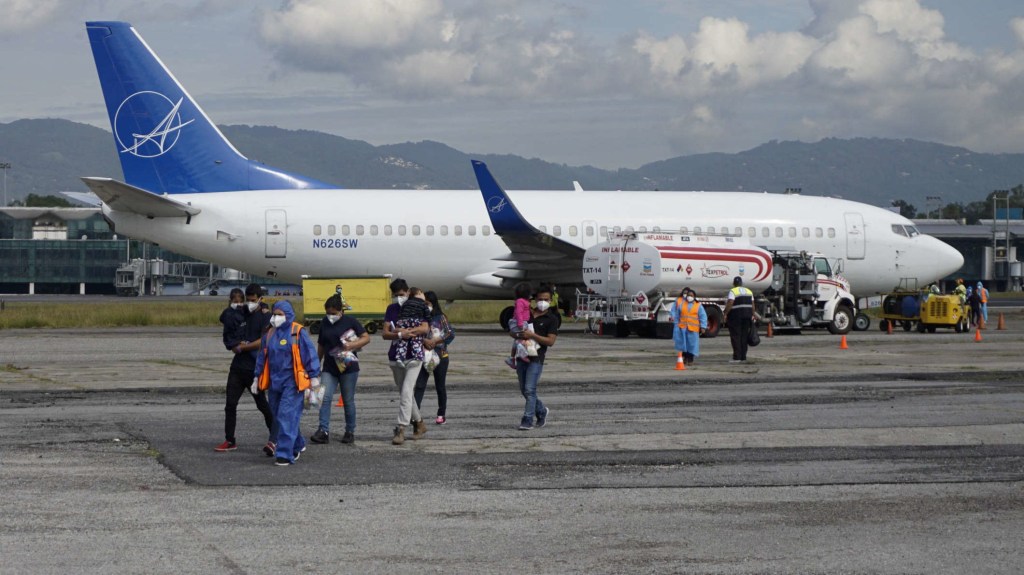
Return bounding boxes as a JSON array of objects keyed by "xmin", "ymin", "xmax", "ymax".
[
  {"xmin": 303, "ymin": 385, "xmax": 325, "ymax": 409},
  {"xmin": 424, "ymin": 350, "xmax": 440, "ymax": 372}
]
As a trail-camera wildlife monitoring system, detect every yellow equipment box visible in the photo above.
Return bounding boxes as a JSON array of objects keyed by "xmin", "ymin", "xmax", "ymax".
[{"xmin": 301, "ymin": 275, "xmax": 392, "ymax": 333}]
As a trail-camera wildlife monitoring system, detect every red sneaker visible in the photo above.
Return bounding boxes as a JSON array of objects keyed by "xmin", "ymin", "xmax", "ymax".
[{"xmin": 214, "ymin": 440, "xmax": 237, "ymax": 452}]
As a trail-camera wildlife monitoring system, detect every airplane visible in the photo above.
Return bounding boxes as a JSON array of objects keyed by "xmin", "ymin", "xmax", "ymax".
[{"xmin": 82, "ymin": 21, "xmax": 963, "ymax": 311}]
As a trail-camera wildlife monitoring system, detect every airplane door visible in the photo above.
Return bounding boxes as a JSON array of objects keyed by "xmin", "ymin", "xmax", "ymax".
[
  {"xmin": 844, "ymin": 212, "xmax": 865, "ymax": 260},
  {"xmin": 581, "ymin": 220, "xmax": 599, "ymax": 248},
  {"xmin": 265, "ymin": 209, "xmax": 287, "ymax": 258}
]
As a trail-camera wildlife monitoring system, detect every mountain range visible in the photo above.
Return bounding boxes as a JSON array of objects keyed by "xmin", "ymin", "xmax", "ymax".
[{"xmin": 1, "ymin": 118, "xmax": 1022, "ymax": 210}]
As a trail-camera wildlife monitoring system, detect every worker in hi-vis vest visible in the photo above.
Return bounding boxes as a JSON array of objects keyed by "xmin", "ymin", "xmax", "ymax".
[
  {"xmin": 669, "ymin": 287, "xmax": 708, "ymax": 367},
  {"xmin": 977, "ymin": 281, "xmax": 989, "ymax": 324},
  {"xmin": 723, "ymin": 276, "xmax": 756, "ymax": 363}
]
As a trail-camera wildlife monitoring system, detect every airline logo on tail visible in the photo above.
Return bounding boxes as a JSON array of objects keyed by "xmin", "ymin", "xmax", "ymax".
[
  {"xmin": 487, "ymin": 195, "xmax": 508, "ymax": 214},
  {"xmin": 114, "ymin": 91, "xmax": 194, "ymax": 158}
]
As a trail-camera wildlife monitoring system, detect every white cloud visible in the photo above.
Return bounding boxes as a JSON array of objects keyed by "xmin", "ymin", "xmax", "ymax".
[{"xmin": 0, "ymin": 0, "xmax": 63, "ymax": 32}]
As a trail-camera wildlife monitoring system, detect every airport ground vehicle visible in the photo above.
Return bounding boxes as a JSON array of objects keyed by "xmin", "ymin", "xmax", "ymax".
[
  {"xmin": 300, "ymin": 275, "xmax": 392, "ymax": 334},
  {"xmin": 574, "ymin": 233, "xmax": 863, "ymax": 338},
  {"xmin": 878, "ymin": 289, "xmax": 969, "ymax": 333}
]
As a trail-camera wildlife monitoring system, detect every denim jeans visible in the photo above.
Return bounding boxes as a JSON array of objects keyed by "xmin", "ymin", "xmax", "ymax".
[
  {"xmin": 516, "ymin": 360, "xmax": 546, "ymax": 425},
  {"xmin": 318, "ymin": 370, "xmax": 358, "ymax": 434},
  {"xmin": 390, "ymin": 360, "xmax": 423, "ymax": 426},
  {"xmin": 414, "ymin": 355, "xmax": 449, "ymax": 417}
]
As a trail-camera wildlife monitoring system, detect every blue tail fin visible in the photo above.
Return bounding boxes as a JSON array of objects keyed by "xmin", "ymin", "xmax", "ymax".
[{"xmin": 86, "ymin": 21, "xmax": 332, "ymax": 194}]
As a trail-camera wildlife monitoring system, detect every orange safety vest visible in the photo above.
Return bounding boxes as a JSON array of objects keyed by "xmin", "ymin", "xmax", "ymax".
[
  {"xmin": 257, "ymin": 322, "xmax": 312, "ymax": 392},
  {"xmin": 675, "ymin": 298, "xmax": 701, "ymax": 332},
  {"xmin": 979, "ymin": 288, "xmax": 988, "ymax": 303}
]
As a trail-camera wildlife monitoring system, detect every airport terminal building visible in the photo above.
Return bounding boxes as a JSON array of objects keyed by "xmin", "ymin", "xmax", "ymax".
[{"xmin": 0, "ymin": 207, "xmax": 275, "ymax": 295}]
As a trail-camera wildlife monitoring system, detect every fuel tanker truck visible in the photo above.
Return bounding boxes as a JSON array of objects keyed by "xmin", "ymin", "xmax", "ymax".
[{"xmin": 574, "ymin": 232, "xmax": 863, "ymax": 338}]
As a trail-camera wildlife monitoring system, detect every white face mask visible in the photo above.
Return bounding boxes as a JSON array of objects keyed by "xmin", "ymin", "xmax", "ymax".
[
  {"xmin": 269, "ymin": 315, "xmax": 286, "ymax": 328},
  {"xmin": 230, "ymin": 303, "xmax": 243, "ymax": 310},
  {"xmin": 426, "ymin": 305, "xmax": 433, "ymax": 314},
  {"xmin": 394, "ymin": 295, "xmax": 408, "ymax": 306},
  {"xmin": 535, "ymin": 300, "xmax": 551, "ymax": 312},
  {"xmin": 246, "ymin": 301, "xmax": 259, "ymax": 312},
  {"xmin": 686, "ymin": 296, "xmax": 695, "ymax": 303},
  {"xmin": 326, "ymin": 314, "xmax": 340, "ymax": 324}
]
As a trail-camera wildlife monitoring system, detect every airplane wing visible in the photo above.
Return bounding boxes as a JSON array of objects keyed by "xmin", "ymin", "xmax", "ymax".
[
  {"xmin": 80, "ymin": 177, "xmax": 201, "ymax": 218},
  {"xmin": 471, "ymin": 160, "xmax": 583, "ymax": 283}
]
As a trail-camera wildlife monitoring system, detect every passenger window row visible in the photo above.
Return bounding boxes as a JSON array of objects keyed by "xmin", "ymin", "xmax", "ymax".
[
  {"xmin": 312, "ymin": 224, "xmax": 493, "ymax": 237},
  {"xmin": 312, "ymin": 222, "xmax": 839, "ymax": 240}
]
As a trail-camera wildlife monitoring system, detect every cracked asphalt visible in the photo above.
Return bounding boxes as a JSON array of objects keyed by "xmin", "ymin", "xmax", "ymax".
[{"xmin": 2, "ymin": 315, "xmax": 1024, "ymax": 574}]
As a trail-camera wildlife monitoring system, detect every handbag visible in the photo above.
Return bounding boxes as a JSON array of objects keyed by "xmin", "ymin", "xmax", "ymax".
[{"xmin": 747, "ymin": 327, "xmax": 761, "ymax": 347}]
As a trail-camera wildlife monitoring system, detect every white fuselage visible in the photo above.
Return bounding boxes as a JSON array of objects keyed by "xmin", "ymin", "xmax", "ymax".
[{"xmin": 103, "ymin": 188, "xmax": 964, "ymax": 299}]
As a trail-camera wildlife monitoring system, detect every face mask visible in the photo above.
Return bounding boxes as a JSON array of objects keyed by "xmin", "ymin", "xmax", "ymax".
[
  {"xmin": 686, "ymin": 296, "xmax": 695, "ymax": 303},
  {"xmin": 230, "ymin": 303, "xmax": 243, "ymax": 310},
  {"xmin": 535, "ymin": 301, "xmax": 551, "ymax": 312},
  {"xmin": 326, "ymin": 314, "xmax": 340, "ymax": 324},
  {"xmin": 246, "ymin": 301, "xmax": 259, "ymax": 312},
  {"xmin": 394, "ymin": 295, "xmax": 408, "ymax": 306},
  {"xmin": 269, "ymin": 315, "xmax": 286, "ymax": 328},
  {"xmin": 427, "ymin": 305, "xmax": 433, "ymax": 314}
]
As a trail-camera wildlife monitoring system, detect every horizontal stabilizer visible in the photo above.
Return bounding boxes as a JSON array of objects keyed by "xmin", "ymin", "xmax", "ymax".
[{"xmin": 80, "ymin": 177, "xmax": 201, "ymax": 218}]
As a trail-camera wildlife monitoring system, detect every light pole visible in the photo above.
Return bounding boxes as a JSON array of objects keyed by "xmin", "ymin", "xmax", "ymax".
[{"xmin": 0, "ymin": 163, "xmax": 9, "ymax": 207}]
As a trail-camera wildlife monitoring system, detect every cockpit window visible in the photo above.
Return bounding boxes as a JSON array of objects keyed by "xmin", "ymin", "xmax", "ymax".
[
  {"xmin": 891, "ymin": 224, "xmax": 908, "ymax": 237},
  {"xmin": 905, "ymin": 225, "xmax": 920, "ymax": 237}
]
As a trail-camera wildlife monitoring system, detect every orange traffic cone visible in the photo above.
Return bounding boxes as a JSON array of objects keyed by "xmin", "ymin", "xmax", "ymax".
[
  {"xmin": 335, "ymin": 394, "xmax": 345, "ymax": 408},
  {"xmin": 766, "ymin": 323, "xmax": 774, "ymax": 338},
  {"xmin": 675, "ymin": 352, "xmax": 686, "ymax": 371},
  {"xmin": 998, "ymin": 313, "xmax": 1006, "ymax": 330},
  {"xmin": 974, "ymin": 328, "xmax": 982, "ymax": 342},
  {"xmin": 886, "ymin": 321, "xmax": 893, "ymax": 335},
  {"xmin": 839, "ymin": 335, "xmax": 849, "ymax": 349}
]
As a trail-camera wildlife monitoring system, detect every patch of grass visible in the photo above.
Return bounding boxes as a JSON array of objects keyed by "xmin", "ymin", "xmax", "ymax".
[{"xmin": 0, "ymin": 297, "xmax": 510, "ymax": 329}]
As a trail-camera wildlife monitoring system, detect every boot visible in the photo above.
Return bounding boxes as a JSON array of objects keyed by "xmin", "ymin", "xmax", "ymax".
[
  {"xmin": 392, "ymin": 425, "xmax": 405, "ymax": 445},
  {"xmin": 412, "ymin": 419, "xmax": 428, "ymax": 440}
]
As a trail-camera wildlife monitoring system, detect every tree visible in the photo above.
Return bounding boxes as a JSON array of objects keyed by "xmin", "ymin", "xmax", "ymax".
[
  {"xmin": 24, "ymin": 194, "xmax": 74, "ymax": 208},
  {"xmin": 890, "ymin": 199, "xmax": 917, "ymax": 219}
]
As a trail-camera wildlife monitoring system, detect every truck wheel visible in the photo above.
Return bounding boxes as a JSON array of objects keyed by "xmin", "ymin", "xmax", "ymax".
[
  {"xmin": 498, "ymin": 305, "xmax": 514, "ymax": 332},
  {"xmin": 702, "ymin": 306, "xmax": 723, "ymax": 338},
  {"xmin": 917, "ymin": 322, "xmax": 927, "ymax": 333},
  {"xmin": 878, "ymin": 318, "xmax": 889, "ymax": 332},
  {"xmin": 827, "ymin": 304, "xmax": 853, "ymax": 335},
  {"xmin": 902, "ymin": 321, "xmax": 914, "ymax": 332},
  {"xmin": 614, "ymin": 319, "xmax": 630, "ymax": 338},
  {"xmin": 364, "ymin": 321, "xmax": 378, "ymax": 335},
  {"xmin": 854, "ymin": 312, "xmax": 871, "ymax": 331}
]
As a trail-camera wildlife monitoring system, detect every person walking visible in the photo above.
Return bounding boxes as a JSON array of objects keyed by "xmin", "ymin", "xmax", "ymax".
[
  {"xmin": 966, "ymin": 286, "xmax": 980, "ymax": 329},
  {"xmin": 215, "ymin": 285, "xmax": 276, "ymax": 455},
  {"xmin": 723, "ymin": 276, "xmax": 755, "ymax": 363},
  {"xmin": 515, "ymin": 285, "xmax": 558, "ymax": 431},
  {"xmin": 252, "ymin": 300, "xmax": 321, "ymax": 466},
  {"xmin": 389, "ymin": 288, "xmax": 432, "ymax": 445},
  {"xmin": 669, "ymin": 287, "xmax": 707, "ymax": 366},
  {"xmin": 977, "ymin": 281, "xmax": 989, "ymax": 326},
  {"xmin": 414, "ymin": 291, "xmax": 454, "ymax": 425},
  {"xmin": 310, "ymin": 294, "xmax": 369, "ymax": 446}
]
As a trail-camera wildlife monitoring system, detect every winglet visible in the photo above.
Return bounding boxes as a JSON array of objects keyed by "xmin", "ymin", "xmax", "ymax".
[{"xmin": 471, "ymin": 160, "xmax": 537, "ymax": 236}]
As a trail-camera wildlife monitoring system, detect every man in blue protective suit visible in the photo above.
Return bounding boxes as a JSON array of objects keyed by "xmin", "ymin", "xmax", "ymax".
[{"xmin": 253, "ymin": 300, "xmax": 321, "ymax": 466}]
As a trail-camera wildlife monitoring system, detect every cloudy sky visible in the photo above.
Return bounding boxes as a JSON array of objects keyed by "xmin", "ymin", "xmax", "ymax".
[{"xmin": 1, "ymin": 0, "xmax": 1023, "ymax": 168}]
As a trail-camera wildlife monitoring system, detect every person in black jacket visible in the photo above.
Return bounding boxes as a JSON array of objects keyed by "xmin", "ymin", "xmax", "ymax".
[{"xmin": 215, "ymin": 284, "xmax": 275, "ymax": 455}]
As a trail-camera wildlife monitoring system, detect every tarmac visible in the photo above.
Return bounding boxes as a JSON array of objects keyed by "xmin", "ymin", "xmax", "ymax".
[{"xmin": 2, "ymin": 312, "xmax": 1024, "ymax": 574}]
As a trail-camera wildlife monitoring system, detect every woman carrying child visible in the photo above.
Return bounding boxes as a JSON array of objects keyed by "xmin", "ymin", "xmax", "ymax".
[{"xmin": 389, "ymin": 288, "xmax": 432, "ymax": 445}]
